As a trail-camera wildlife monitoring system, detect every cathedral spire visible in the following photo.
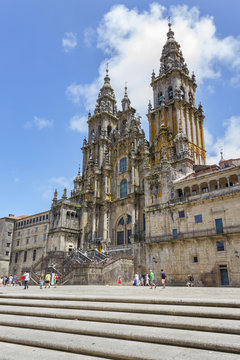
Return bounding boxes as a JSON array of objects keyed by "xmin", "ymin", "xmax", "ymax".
[{"xmin": 94, "ymin": 64, "xmax": 117, "ymax": 115}]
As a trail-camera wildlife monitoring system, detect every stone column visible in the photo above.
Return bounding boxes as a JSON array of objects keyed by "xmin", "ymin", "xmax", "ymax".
[
  {"xmin": 196, "ymin": 119, "xmax": 200, "ymax": 147},
  {"xmin": 92, "ymin": 210, "xmax": 96, "ymax": 242},
  {"xmin": 81, "ymin": 209, "xmax": 88, "ymax": 249},
  {"xmin": 186, "ymin": 108, "xmax": 191, "ymax": 142}
]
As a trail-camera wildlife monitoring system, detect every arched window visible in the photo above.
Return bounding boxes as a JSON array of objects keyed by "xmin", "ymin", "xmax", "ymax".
[
  {"xmin": 127, "ymin": 215, "xmax": 132, "ymax": 224},
  {"xmin": 168, "ymin": 87, "xmax": 173, "ymax": 100},
  {"xmin": 119, "ymin": 157, "xmax": 127, "ymax": 172},
  {"xmin": 158, "ymin": 92, "xmax": 163, "ymax": 105},
  {"xmin": 120, "ymin": 179, "xmax": 127, "ymax": 198},
  {"xmin": 118, "ymin": 217, "xmax": 124, "ymax": 226}
]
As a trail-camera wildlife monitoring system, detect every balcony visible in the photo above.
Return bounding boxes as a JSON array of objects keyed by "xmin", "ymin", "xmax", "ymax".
[{"xmin": 146, "ymin": 224, "xmax": 240, "ymax": 243}]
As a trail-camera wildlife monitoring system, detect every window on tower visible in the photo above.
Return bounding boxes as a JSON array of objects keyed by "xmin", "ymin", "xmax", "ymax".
[
  {"xmin": 120, "ymin": 179, "xmax": 127, "ymax": 198},
  {"xmin": 168, "ymin": 87, "xmax": 173, "ymax": 100},
  {"xmin": 119, "ymin": 157, "xmax": 127, "ymax": 172},
  {"xmin": 180, "ymin": 87, "xmax": 185, "ymax": 100},
  {"xmin": 107, "ymin": 125, "xmax": 112, "ymax": 136},
  {"xmin": 158, "ymin": 92, "xmax": 163, "ymax": 105}
]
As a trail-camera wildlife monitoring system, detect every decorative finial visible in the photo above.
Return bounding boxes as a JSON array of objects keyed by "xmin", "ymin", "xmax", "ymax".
[
  {"xmin": 220, "ymin": 149, "xmax": 224, "ymax": 162},
  {"xmin": 125, "ymin": 81, "xmax": 128, "ymax": 94},
  {"xmin": 167, "ymin": 16, "xmax": 174, "ymax": 39},
  {"xmin": 168, "ymin": 16, "xmax": 171, "ymax": 29},
  {"xmin": 62, "ymin": 187, "xmax": 67, "ymax": 200}
]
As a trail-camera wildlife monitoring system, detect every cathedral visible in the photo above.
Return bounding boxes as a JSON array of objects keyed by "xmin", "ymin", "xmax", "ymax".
[{"xmin": 1, "ymin": 24, "xmax": 240, "ymax": 286}]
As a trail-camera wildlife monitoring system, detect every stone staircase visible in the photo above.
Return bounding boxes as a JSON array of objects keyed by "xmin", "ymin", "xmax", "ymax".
[{"xmin": 0, "ymin": 289, "xmax": 240, "ymax": 359}]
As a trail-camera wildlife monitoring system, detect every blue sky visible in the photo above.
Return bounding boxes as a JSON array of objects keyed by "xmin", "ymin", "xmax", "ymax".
[{"xmin": 1, "ymin": 0, "xmax": 240, "ymax": 218}]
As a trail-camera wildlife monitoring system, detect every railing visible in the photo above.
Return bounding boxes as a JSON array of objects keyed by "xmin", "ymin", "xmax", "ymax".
[
  {"xmin": 171, "ymin": 184, "xmax": 240, "ymax": 204},
  {"xmin": 146, "ymin": 225, "xmax": 240, "ymax": 243}
]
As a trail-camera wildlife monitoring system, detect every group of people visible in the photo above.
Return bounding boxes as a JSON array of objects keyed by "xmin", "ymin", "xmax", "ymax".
[
  {"xmin": 39, "ymin": 273, "xmax": 59, "ymax": 289},
  {"xmin": 0, "ymin": 275, "xmax": 19, "ymax": 286},
  {"xmin": 133, "ymin": 269, "xmax": 166, "ymax": 288}
]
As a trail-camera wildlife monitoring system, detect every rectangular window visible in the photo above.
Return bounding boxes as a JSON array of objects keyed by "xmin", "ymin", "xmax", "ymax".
[
  {"xmin": 39, "ymin": 216, "xmax": 42, "ymax": 221},
  {"xmin": 18, "ymin": 231, "xmax": 20, "ymax": 236},
  {"xmin": 24, "ymin": 221, "xmax": 26, "ymax": 225},
  {"xmin": 202, "ymin": 187, "xmax": 209, "ymax": 193},
  {"xmin": 5, "ymin": 251, "xmax": 9, "ymax": 256},
  {"xmin": 117, "ymin": 231, "xmax": 124, "ymax": 245},
  {"xmin": 17, "ymin": 240, "xmax": 19, "ymax": 246},
  {"xmin": 195, "ymin": 214, "xmax": 202, "ymax": 223},
  {"xmin": 34, "ymin": 236, "xmax": 37, "ymax": 243},
  {"xmin": 44, "ymin": 225, "xmax": 47, "ymax": 231},
  {"xmin": 173, "ymin": 229, "xmax": 178, "ymax": 239},
  {"xmin": 43, "ymin": 234, "xmax": 47, "ymax": 241},
  {"xmin": 179, "ymin": 211, "xmax": 185, "ymax": 218},
  {"xmin": 15, "ymin": 253, "xmax": 18, "ymax": 263},
  {"xmin": 8, "ymin": 232, "xmax": 11, "ymax": 236},
  {"xmin": 217, "ymin": 240, "xmax": 224, "ymax": 251},
  {"xmin": 43, "ymin": 215, "xmax": 45, "ymax": 220},
  {"xmin": 33, "ymin": 218, "xmax": 35, "ymax": 223},
  {"xmin": 33, "ymin": 249, "xmax": 36, "ymax": 261},
  {"xmin": 24, "ymin": 251, "xmax": 27, "ymax": 262},
  {"xmin": 143, "ymin": 214, "xmax": 146, "ymax": 231},
  {"xmin": 119, "ymin": 157, "xmax": 127, "ymax": 172},
  {"xmin": 6, "ymin": 243, "xmax": 10, "ymax": 247},
  {"xmin": 46, "ymin": 214, "xmax": 49, "ymax": 220},
  {"xmin": 215, "ymin": 218, "xmax": 223, "ymax": 234},
  {"xmin": 36, "ymin": 217, "xmax": 38, "ymax": 222},
  {"xmin": 30, "ymin": 219, "xmax": 32, "ymax": 224},
  {"xmin": 193, "ymin": 256, "xmax": 198, "ymax": 263},
  {"xmin": 35, "ymin": 227, "xmax": 38, "ymax": 232},
  {"xmin": 26, "ymin": 238, "xmax": 29, "ymax": 244},
  {"xmin": 27, "ymin": 220, "xmax": 29, "ymax": 224}
]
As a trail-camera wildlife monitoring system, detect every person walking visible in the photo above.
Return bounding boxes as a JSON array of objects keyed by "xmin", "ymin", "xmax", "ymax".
[
  {"xmin": 24, "ymin": 271, "xmax": 30, "ymax": 290},
  {"xmin": 45, "ymin": 273, "xmax": 51, "ymax": 288},
  {"xmin": 149, "ymin": 270, "xmax": 156, "ymax": 289},
  {"xmin": 118, "ymin": 276, "xmax": 122, "ymax": 285},
  {"xmin": 160, "ymin": 269, "xmax": 166, "ymax": 288}
]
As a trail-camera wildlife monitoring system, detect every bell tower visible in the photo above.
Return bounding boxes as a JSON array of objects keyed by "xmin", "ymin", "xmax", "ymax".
[{"xmin": 148, "ymin": 22, "xmax": 206, "ymax": 173}]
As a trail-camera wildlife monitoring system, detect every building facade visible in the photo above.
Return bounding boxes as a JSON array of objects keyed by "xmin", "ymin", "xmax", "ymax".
[{"xmin": 4, "ymin": 24, "xmax": 240, "ymax": 286}]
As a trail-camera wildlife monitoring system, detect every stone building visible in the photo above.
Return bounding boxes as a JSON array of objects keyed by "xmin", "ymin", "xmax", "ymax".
[
  {"xmin": 9, "ymin": 212, "xmax": 50, "ymax": 276},
  {"xmin": 4, "ymin": 24, "xmax": 240, "ymax": 286},
  {"xmin": 0, "ymin": 215, "xmax": 15, "ymax": 275}
]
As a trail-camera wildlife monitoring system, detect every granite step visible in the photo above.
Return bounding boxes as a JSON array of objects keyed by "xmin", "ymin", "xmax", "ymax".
[
  {"xmin": 1, "ymin": 293, "xmax": 240, "ymax": 308},
  {"xmin": 0, "ymin": 341, "xmax": 108, "ymax": 360},
  {"xmin": 0, "ymin": 313, "xmax": 240, "ymax": 354},
  {"xmin": 1, "ymin": 305, "xmax": 240, "ymax": 334},
  {"xmin": 0, "ymin": 298, "xmax": 240, "ymax": 320},
  {"xmin": 0, "ymin": 325, "xmax": 239, "ymax": 360}
]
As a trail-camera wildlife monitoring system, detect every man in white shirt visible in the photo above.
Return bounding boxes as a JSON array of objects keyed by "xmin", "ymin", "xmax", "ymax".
[{"xmin": 24, "ymin": 271, "xmax": 30, "ymax": 289}]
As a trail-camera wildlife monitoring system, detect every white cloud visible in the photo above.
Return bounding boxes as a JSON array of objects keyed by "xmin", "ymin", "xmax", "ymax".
[
  {"xmin": 62, "ymin": 32, "xmax": 77, "ymax": 52},
  {"xmin": 66, "ymin": 3, "xmax": 240, "ymax": 132},
  {"xmin": 69, "ymin": 115, "xmax": 88, "ymax": 133},
  {"xmin": 25, "ymin": 116, "xmax": 53, "ymax": 130},
  {"xmin": 84, "ymin": 27, "xmax": 96, "ymax": 47},
  {"xmin": 206, "ymin": 116, "xmax": 240, "ymax": 164}
]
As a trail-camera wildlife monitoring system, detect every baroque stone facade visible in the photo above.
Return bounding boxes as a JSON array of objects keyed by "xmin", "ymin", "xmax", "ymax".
[{"xmin": 3, "ymin": 24, "xmax": 240, "ymax": 286}]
